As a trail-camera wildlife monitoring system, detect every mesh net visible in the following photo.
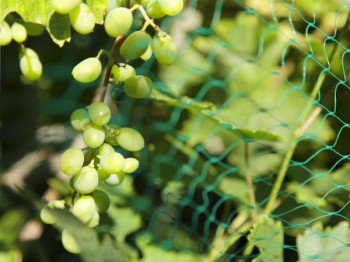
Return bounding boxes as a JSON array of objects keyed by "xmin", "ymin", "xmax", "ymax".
[{"xmin": 14, "ymin": 0, "xmax": 349, "ymax": 261}]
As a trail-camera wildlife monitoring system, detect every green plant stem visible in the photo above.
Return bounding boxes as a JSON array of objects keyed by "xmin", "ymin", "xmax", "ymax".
[
  {"xmin": 264, "ymin": 74, "xmax": 325, "ymax": 215},
  {"xmin": 70, "ymin": 191, "xmax": 77, "ymax": 211},
  {"xmin": 98, "ymin": 35, "xmax": 124, "ymax": 102},
  {"xmin": 244, "ymin": 143, "xmax": 258, "ymax": 220}
]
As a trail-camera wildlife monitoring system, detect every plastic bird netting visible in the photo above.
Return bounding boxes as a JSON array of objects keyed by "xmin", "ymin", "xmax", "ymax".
[{"xmin": 1, "ymin": 0, "xmax": 350, "ymax": 261}]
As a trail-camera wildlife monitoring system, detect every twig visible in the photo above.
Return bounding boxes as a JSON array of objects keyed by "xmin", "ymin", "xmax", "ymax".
[{"xmin": 244, "ymin": 143, "xmax": 258, "ymax": 221}]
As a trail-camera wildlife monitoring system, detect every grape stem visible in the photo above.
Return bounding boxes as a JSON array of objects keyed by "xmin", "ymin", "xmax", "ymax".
[
  {"xmin": 98, "ymin": 35, "xmax": 125, "ymax": 102},
  {"xmin": 132, "ymin": 4, "xmax": 164, "ymax": 33},
  {"xmin": 70, "ymin": 191, "xmax": 77, "ymax": 211}
]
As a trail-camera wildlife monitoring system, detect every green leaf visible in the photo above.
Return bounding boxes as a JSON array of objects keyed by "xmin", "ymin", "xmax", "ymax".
[
  {"xmin": 47, "ymin": 13, "xmax": 71, "ymax": 47},
  {"xmin": 46, "ymin": 208, "xmax": 126, "ymax": 262},
  {"xmin": 248, "ymin": 218, "xmax": 284, "ymax": 262},
  {"xmin": 86, "ymin": 0, "xmax": 108, "ymax": 24},
  {"xmin": 297, "ymin": 221, "xmax": 350, "ymax": 261},
  {"xmin": 1, "ymin": 0, "xmax": 54, "ymax": 25}
]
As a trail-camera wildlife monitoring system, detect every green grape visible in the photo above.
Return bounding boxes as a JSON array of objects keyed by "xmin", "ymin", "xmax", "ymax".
[
  {"xmin": 123, "ymin": 158, "xmax": 139, "ymax": 173},
  {"xmin": 140, "ymin": 45, "xmax": 153, "ymax": 61},
  {"xmin": 87, "ymin": 209, "xmax": 99, "ymax": 228},
  {"xmin": 72, "ymin": 195, "xmax": 95, "ymax": 223},
  {"xmin": 158, "ymin": 0, "xmax": 183, "ymax": 16},
  {"xmin": 141, "ymin": 0, "xmax": 151, "ymax": 7},
  {"xmin": 24, "ymin": 48, "xmax": 39, "ymax": 59},
  {"xmin": 72, "ymin": 166, "xmax": 99, "ymax": 194},
  {"xmin": 105, "ymin": 172, "xmax": 125, "ymax": 186},
  {"xmin": 72, "ymin": 57, "xmax": 102, "ymax": 83},
  {"xmin": 97, "ymin": 167, "xmax": 110, "ymax": 180},
  {"xmin": 70, "ymin": 108, "xmax": 90, "ymax": 131},
  {"xmin": 60, "ymin": 148, "xmax": 84, "ymax": 176},
  {"xmin": 100, "ymin": 152, "xmax": 125, "ymax": 174},
  {"xmin": 24, "ymin": 22, "xmax": 45, "ymax": 36},
  {"xmin": 105, "ymin": 124, "xmax": 120, "ymax": 146},
  {"xmin": 40, "ymin": 200, "xmax": 65, "ymax": 224},
  {"xmin": 52, "ymin": 0, "xmax": 82, "ymax": 14},
  {"xmin": 0, "ymin": 21, "xmax": 12, "ymax": 46},
  {"xmin": 92, "ymin": 190, "xmax": 110, "ymax": 213},
  {"xmin": 69, "ymin": 3, "xmax": 95, "ymax": 35},
  {"xmin": 62, "ymin": 230, "xmax": 82, "ymax": 254},
  {"xmin": 116, "ymin": 127, "xmax": 144, "ymax": 152},
  {"xmin": 19, "ymin": 49, "xmax": 42, "ymax": 81},
  {"xmin": 152, "ymin": 33, "xmax": 177, "ymax": 66},
  {"xmin": 146, "ymin": 0, "xmax": 166, "ymax": 19},
  {"xmin": 88, "ymin": 102, "xmax": 111, "ymax": 126},
  {"xmin": 111, "ymin": 63, "xmax": 135, "ymax": 82},
  {"xmin": 98, "ymin": 143, "xmax": 115, "ymax": 157},
  {"xmin": 104, "ymin": 7, "xmax": 133, "ymax": 37},
  {"xmin": 123, "ymin": 75, "xmax": 153, "ymax": 99},
  {"xmin": 11, "ymin": 23, "xmax": 27, "ymax": 43},
  {"xmin": 83, "ymin": 123, "xmax": 106, "ymax": 148},
  {"xmin": 120, "ymin": 31, "xmax": 151, "ymax": 60}
]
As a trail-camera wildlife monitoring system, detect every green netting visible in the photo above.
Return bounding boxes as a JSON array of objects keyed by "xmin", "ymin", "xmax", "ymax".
[{"xmin": 9, "ymin": 0, "xmax": 348, "ymax": 261}]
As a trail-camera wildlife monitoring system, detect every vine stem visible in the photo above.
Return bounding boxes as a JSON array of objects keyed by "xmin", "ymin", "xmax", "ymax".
[
  {"xmin": 264, "ymin": 12, "xmax": 350, "ymax": 215},
  {"xmin": 244, "ymin": 143, "xmax": 258, "ymax": 221},
  {"xmin": 97, "ymin": 35, "xmax": 124, "ymax": 102},
  {"xmin": 264, "ymin": 73, "xmax": 325, "ymax": 214}
]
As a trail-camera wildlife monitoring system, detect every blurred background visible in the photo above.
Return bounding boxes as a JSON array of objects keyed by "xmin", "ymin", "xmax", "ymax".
[{"xmin": 1, "ymin": 0, "xmax": 350, "ymax": 261}]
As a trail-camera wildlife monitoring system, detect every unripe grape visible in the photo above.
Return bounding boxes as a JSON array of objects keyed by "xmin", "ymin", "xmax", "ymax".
[
  {"xmin": 123, "ymin": 158, "xmax": 139, "ymax": 173},
  {"xmin": 69, "ymin": 3, "xmax": 95, "ymax": 34},
  {"xmin": 98, "ymin": 143, "xmax": 115, "ymax": 157},
  {"xmin": 105, "ymin": 124, "xmax": 120, "ymax": 146},
  {"xmin": 92, "ymin": 190, "xmax": 110, "ymax": 213},
  {"xmin": 105, "ymin": 172, "xmax": 125, "ymax": 186},
  {"xmin": 100, "ymin": 152, "xmax": 125, "ymax": 174},
  {"xmin": 19, "ymin": 49, "xmax": 42, "ymax": 81},
  {"xmin": 40, "ymin": 200, "xmax": 65, "ymax": 224},
  {"xmin": 60, "ymin": 148, "xmax": 84, "ymax": 176},
  {"xmin": 11, "ymin": 23, "xmax": 27, "ymax": 43},
  {"xmin": 83, "ymin": 123, "xmax": 105, "ymax": 148},
  {"xmin": 52, "ymin": 0, "xmax": 82, "ymax": 14},
  {"xmin": 88, "ymin": 102, "xmax": 111, "ymax": 126},
  {"xmin": 146, "ymin": 0, "xmax": 166, "ymax": 19},
  {"xmin": 123, "ymin": 75, "xmax": 153, "ymax": 99},
  {"xmin": 24, "ymin": 48, "xmax": 39, "ymax": 59},
  {"xmin": 158, "ymin": 0, "xmax": 183, "ymax": 16},
  {"xmin": 120, "ymin": 31, "xmax": 151, "ymax": 60},
  {"xmin": 72, "ymin": 166, "xmax": 99, "ymax": 194},
  {"xmin": 97, "ymin": 167, "xmax": 110, "ymax": 180},
  {"xmin": 87, "ymin": 209, "xmax": 100, "ymax": 228},
  {"xmin": 24, "ymin": 22, "xmax": 45, "ymax": 36},
  {"xmin": 141, "ymin": 0, "xmax": 151, "ymax": 7},
  {"xmin": 70, "ymin": 108, "xmax": 90, "ymax": 131},
  {"xmin": 72, "ymin": 195, "xmax": 95, "ymax": 223},
  {"xmin": 72, "ymin": 57, "xmax": 102, "ymax": 83},
  {"xmin": 152, "ymin": 33, "xmax": 177, "ymax": 66},
  {"xmin": 104, "ymin": 7, "xmax": 133, "ymax": 37},
  {"xmin": 62, "ymin": 230, "xmax": 82, "ymax": 254},
  {"xmin": 141, "ymin": 45, "xmax": 153, "ymax": 61},
  {"xmin": 111, "ymin": 64, "xmax": 135, "ymax": 82},
  {"xmin": 0, "ymin": 21, "xmax": 12, "ymax": 46},
  {"xmin": 116, "ymin": 127, "xmax": 144, "ymax": 152}
]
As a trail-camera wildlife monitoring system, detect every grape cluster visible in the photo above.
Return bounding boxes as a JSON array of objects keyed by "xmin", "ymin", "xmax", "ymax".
[
  {"xmin": 41, "ymin": 101, "xmax": 143, "ymax": 254},
  {"xmin": 37, "ymin": 0, "xmax": 184, "ymax": 255},
  {"xmin": 1, "ymin": 20, "xmax": 43, "ymax": 81}
]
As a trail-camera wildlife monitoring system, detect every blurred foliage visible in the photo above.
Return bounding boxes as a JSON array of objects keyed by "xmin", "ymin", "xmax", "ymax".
[{"xmin": 1, "ymin": 0, "xmax": 350, "ymax": 261}]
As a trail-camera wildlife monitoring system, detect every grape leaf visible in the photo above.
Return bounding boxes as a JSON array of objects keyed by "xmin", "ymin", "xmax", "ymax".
[
  {"xmin": 46, "ymin": 208, "xmax": 126, "ymax": 262},
  {"xmin": 1, "ymin": 0, "xmax": 53, "ymax": 25},
  {"xmin": 248, "ymin": 218, "xmax": 284, "ymax": 262},
  {"xmin": 86, "ymin": 0, "xmax": 108, "ymax": 24},
  {"xmin": 47, "ymin": 13, "xmax": 71, "ymax": 47},
  {"xmin": 297, "ymin": 221, "xmax": 350, "ymax": 261}
]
